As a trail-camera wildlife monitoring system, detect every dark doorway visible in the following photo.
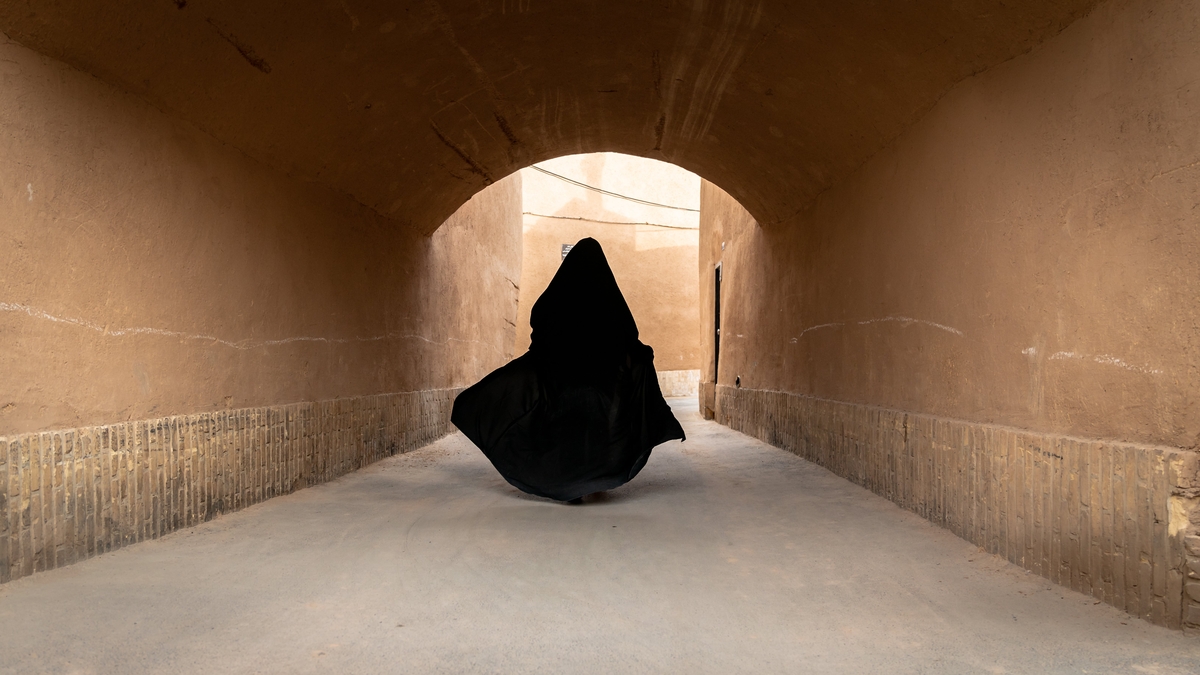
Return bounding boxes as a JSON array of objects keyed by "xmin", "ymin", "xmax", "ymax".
[{"xmin": 713, "ymin": 262, "xmax": 722, "ymax": 383}]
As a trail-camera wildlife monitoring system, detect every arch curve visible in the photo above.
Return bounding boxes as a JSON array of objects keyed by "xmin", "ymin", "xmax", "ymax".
[{"xmin": 0, "ymin": 0, "xmax": 1098, "ymax": 232}]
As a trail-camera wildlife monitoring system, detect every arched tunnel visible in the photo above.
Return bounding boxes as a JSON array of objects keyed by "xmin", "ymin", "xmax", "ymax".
[{"xmin": 1, "ymin": 0, "xmax": 1199, "ymax": 668}]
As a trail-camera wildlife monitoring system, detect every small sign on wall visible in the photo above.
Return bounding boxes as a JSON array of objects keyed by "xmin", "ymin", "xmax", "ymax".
[{"xmin": 561, "ymin": 243, "xmax": 574, "ymax": 260}]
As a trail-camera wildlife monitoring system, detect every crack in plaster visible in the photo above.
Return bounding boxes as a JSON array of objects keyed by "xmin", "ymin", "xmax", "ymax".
[
  {"xmin": 1148, "ymin": 158, "xmax": 1200, "ymax": 182},
  {"xmin": 1048, "ymin": 350, "xmax": 1162, "ymax": 375},
  {"xmin": 796, "ymin": 316, "xmax": 964, "ymax": 339},
  {"xmin": 0, "ymin": 301, "xmax": 501, "ymax": 354}
]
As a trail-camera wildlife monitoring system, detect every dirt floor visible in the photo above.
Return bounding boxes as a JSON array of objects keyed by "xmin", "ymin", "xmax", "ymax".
[{"xmin": 0, "ymin": 400, "xmax": 1196, "ymax": 674}]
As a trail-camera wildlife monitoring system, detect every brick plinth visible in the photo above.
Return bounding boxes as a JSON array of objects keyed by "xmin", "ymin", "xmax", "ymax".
[
  {"xmin": 0, "ymin": 389, "xmax": 462, "ymax": 585},
  {"xmin": 712, "ymin": 385, "xmax": 1200, "ymax": 632}
]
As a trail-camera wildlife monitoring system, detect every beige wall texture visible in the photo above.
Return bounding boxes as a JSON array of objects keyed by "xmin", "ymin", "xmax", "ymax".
[
  {"xmin": 0, "ymin": 35, "xmax": 522, "ymax": 584},
  {"xmin": 702, "ymin": 0, "xmax": 1198, "ymax": 450},
  {"xmin": 0, "ymin": 36, "xmax": 522, "ymax": 438},
  {"xmin": 700, "ymin": 0, "xmax": 1200, "ymax": 630},
  {"xmin": 515, "ymin": 153, "xmax": 701, "ymax": 383}
]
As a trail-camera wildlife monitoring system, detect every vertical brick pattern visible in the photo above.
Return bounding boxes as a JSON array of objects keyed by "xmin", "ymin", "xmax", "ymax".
[
  {"xmin": 0, "ymin": 388, "xmax": 461, "ymax": 585},
  {"xmin": 699, "ymin": 382, "xmax": 717, "ymax": 420},
  {"xmin": 713, "ymin": 385, "xmax": 1200, "ymax": 632}
]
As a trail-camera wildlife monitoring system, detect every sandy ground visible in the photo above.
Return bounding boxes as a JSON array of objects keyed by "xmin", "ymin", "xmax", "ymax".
[{"xmin": 0, "ymin": 399, "xmax": 1197, "ymax": 674}]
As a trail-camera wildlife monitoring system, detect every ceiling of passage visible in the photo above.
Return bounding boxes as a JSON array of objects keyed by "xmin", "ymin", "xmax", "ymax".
[{"xmin": 0, "ymin": 0, "xmax": 1099, "ymax": 232}]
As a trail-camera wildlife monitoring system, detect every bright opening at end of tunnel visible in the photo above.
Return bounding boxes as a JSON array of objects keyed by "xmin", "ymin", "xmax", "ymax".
[{"xmin": 514, "ymin": 152, "xmax": 702, "ymax": 398}]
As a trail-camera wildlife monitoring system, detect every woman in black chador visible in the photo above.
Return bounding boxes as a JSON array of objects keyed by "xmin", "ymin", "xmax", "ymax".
[{"xmin": 451, "ymin": 237, "xmax": 685, "ymax": 502}]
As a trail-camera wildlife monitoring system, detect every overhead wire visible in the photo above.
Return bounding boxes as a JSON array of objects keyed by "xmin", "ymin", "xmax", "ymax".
[
  {"xmin": 522, "ymin": 212, "xmax": 699, "ymax": 230},
  {"xmin": 529, "ymin": 165, "xmax": 700, "ymax": 212}
]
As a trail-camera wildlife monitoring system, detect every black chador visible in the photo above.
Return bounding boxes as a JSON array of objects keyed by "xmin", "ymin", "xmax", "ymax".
[{"xmin": 451, "ymin": 238, "xmax": 685, "ymax": 502}]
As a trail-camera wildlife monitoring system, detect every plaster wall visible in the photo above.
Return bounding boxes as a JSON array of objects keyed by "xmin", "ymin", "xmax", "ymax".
[
  {"xmin": 0, "ymin": 35, "xmax": 522, "ymax": 438},
  {"xmin": 699, "ymin": 0, "xmax": 1200, "ymax": 630},
  {"xmin": 515, "ymin": 153, "xmax": 700, "ymax": 377},
  {"xmin": 702, "ymin": 0, "xmax": 1200, "ymax": 450}
]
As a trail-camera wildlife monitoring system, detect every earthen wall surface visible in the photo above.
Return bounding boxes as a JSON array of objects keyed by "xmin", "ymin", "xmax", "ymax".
[
  {"xmin": 701, "ymin": 0, "xmax": 1200, "ymax": 449},
  {"xmin": 0, "ymin": 36, "xmax": 521, "ymax": 583},
  {"xmin": 0, "ymin": 37, "xmax": 521, "ymax": 437},
  {"xmin": 700, "ymin": 0, "xmax": 1200, "ymax": 630}
]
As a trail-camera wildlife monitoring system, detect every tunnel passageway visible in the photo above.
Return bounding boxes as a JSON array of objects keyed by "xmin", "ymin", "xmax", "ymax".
[
  {"xmin": 0, "ymin": 400, "xmax": 1195, "ymax": 674},
  {"xmin": 3, "ymin": 0, "xmax": 1198, "ymax": 631}
]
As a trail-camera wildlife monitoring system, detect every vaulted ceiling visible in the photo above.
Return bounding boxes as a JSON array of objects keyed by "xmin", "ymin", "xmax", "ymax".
[{"xmin": 0, "ymin": 0, "xmax": 1099, "ymax": 232}]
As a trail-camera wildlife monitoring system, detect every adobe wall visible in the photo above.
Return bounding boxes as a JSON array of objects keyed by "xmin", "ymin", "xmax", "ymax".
[
  {"xmin": 0, "ymin": 36, "xmax": 521, "ymax": 583},
  {"xmin": 515, "ymin": 153, "xmax": 700, "ymax": 391},
  {"xmin": 701, "ymin": 0, "xmax": 1200, "ymax": 629},
  {"xmin": 703, "ymin": 0, "xmax": 1198, "ymax": 449},
  {"xmin": 0, "ymin": 35, "xmax": 521, "ymax": 438}
]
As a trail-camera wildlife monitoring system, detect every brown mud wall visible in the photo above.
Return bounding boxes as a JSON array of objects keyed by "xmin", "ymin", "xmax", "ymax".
[
  {"xmin": 0, "ymin": 35, "xmax": 520, "ymax": 584},
  {"xmin": 701, "ymin": 0, "xmax": 1200, "ymax": 630},
  {"xmin": 0, "ymin": 35, "xmax": 521, "ymax": 438},
  {"xmin": 703, "ymin": 0, "xmax": 1199, "ymax": 450}
]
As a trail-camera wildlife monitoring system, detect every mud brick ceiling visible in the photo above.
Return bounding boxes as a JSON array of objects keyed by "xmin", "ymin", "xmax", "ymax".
[{"xmin": 0, "ymin": 0, "xmax": 1098, "ymax": 233}]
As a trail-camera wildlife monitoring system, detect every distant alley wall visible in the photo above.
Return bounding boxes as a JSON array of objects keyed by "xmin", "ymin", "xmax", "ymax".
[
  {"xmin": 701, "ymin": 0, "xmax": 1200, "ymax": 631},
  {"xmin": 0, "ymin": 35, "xmax": 522, "ymax": 582},
  {"xmin": 515, "ymin": 153, "xmax": 700, "ymax": 395}
]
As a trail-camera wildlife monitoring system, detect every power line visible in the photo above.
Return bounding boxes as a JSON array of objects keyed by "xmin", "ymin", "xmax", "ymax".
[
  {"xmin": 522, "ymin": 212, "xmax": 699, "ymax": 230},
  {"xmin": 529, "ymin": 165, "xmax": 700, "ymax": 212}
]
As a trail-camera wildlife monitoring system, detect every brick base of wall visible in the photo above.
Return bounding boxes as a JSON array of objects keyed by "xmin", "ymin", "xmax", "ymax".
[
  {"xmin": 699, "ymin": 382, "xmax": 716, "ymax": 420},
  {"xmin": 713, "ymin": 385, "xmax": 1200, "ymax": 632},
  {"xmin": 0, "ymin": 388, "xmax": 462, "ymax": 585}
]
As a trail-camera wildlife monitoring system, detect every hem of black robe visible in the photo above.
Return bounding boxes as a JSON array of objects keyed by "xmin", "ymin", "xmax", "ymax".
[
  {"xmin": 496, "ymin": 446, "xmax": 654, "ymax": 502},
  {"xmin": 451, "ymin": 341, "xmax": 686, "ymax": 503},
  {"xmin": 492, "ymin": 419, "xmax": 682, "ymax": 502},
  {"xmin": 500, "ymin": 473, "xmax": 630, "ymax": 503}
]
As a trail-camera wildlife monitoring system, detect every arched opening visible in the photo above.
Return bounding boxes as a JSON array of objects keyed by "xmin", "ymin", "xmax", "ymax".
[{"xmin": 514, "ymin": 152, "xmax": 702, "ymax": 397}]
